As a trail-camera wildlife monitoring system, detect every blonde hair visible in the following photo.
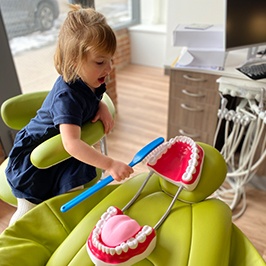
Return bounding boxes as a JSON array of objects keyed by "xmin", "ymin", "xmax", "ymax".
[{"xmin": 54, "ymin": 5, "xmax": 117, "ymax": 82}]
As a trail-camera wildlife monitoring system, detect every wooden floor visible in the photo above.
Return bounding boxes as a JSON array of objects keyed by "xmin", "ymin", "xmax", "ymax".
[{"xmin": 0, "ymin": 64, "xmax": 266, "ymax": 261}]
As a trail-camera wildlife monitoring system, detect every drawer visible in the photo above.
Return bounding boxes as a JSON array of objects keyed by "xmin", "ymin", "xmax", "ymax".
[
  {"xmin": 167, "ymin": 124, "xmax": 214, "ymax": 145},
  {"xmin": 168, "ymin": 98, "xmax": 218, "ymax": 131},
  {"xmin": 170, "ymin": 72, "xmax": 220, "ymax": 106},
  {"xmin": 170, "ymin": 70, "xmax": 219, "ymax": 88},
  {"xmin": 170, "ymin": 82, "xmax": 220, "ymax": 105}
]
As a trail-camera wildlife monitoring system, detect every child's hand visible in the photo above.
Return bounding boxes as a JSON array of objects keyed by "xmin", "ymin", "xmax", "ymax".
[
  {"xmin": 91, "ymin": 101, "xmax": 114, "ymax": 134},
  {"xmin": 106, "ymin": 160, "xmax": 134, "ymax": 182}
]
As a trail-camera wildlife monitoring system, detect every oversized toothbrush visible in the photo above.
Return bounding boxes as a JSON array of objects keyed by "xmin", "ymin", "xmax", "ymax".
[
  {"xmin": 87, "ymin": 136, "xmax": 205, "ymax": 266},
  {"xmin": 60, "ymin": 137, "xmax": 164, "ymax": 212}
]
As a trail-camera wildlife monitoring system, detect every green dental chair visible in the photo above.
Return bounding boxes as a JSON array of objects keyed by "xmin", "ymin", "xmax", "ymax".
[
  {"xmin": 0, "ymin": 90, "xmax": 116, "ymax": 206},
  {"xmin": 0, "ymin": 121, "xmax": 265, "ymax": 265}
]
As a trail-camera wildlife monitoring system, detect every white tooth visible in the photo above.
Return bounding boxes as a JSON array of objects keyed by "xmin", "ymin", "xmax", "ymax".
[
  {"xmin": 136, "ymin": 232, "xmax": 146, "ymax": 243},
  {"xmin": 107, "ymin": 206, "xmax": 115, "ymax": 212},
  {"xmin": 92, "ymin": 237, "xmax": 98, "ymax": 246},
  {"xmin": 95, "ymin": 220, "xmax": 104, "ymax": 230},
  {"xmin": 148, "ymin": 143, "xmax": 168, "ymax": 165},
  {"xmin": 101, "ymin": 245, "xmax": 108, "ymax": 253},
  {"xmin": 187, "ymin": 164, "xmax": 193, "ymax": 173},
  {"xmin": 115, "ymin": 246, "xmax": 123, "ymax": 255},
  {"xmin": 120, "ymin": 242, "xmax": 129, "ymax": 252},
  {"xmin": 127, "ymin": 238, "xmax": 138, "ymax": 249},
  {"xmin": 182, "ymin": 173, "xmax": 190, "ymax": 181},
  {"xmin": 169, "ymin": 138, "xmax": 175, "ymax": 145},
  {"xmin": 142, "ymin": 225, "xmax": 153, "ymax": 235},
  {"xmin": 92, "ymin": 230, "xmax": 99, "ymax": 238},
  {"xmin": 101, "ymin": 246, "xmax": 105, "ymax": 253},
  {"xmin": 104, "ymin": 246, "xmax": 110, "ymax": 254},
  {"xmin": 101, "ymin": 212, "xmax": 111, "ymax": 221},
  {"xmin": 92, "ymin": 232, "xmax": 99, "ymax": 241},
  {"xmin": 107, "ymin": 206, "xmax": 117, "ymax": 215},
  {"xmin": 110, "ymin": 248, "xmax": 116, "ymax": 255},
  {"xmin": 97, "ymin": 242, "xmax": 102, "ymax": 251},
  {"xmin": 101, "ymin": 245, "xmax": 105, "ymax": 253},
  {"xmin": 93, "ymin": 227, "xmax": 102, "ymax": 235}
]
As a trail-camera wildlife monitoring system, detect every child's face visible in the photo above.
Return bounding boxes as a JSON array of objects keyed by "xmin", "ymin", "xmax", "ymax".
[{"xmin": 78, "ymin": 51, "xmax": 113, "ymax": 90}]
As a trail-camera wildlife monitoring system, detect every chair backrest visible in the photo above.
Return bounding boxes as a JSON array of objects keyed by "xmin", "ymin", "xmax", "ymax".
[{"xmin": 1, "ymin": 91, "xmax": 49, "ymax": 130}]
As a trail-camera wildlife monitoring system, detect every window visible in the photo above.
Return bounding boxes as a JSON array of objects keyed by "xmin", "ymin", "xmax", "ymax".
[
  {"xmin": 0, "ymin": 0, "xmax": 140, "ymax": 92},
  {"xmin": 95, "ymin": 0, "xmax": 140, "ymax": 30},
  {"xmin": 69, "ymin": 0, "xmax": 140, "ymax": 29},
  {"xmin": 0, "ymin": 0, "xmax": 140, "ymax": 91},
  {"xmin": 0, "ymin": 0, "xmax": 139, "ymax": 56}
]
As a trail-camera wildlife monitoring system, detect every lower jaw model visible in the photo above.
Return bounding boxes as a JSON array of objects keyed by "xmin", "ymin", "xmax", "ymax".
[{"xmin": 87, "ymin": 206, "xmax": 157, "ymax": 266}]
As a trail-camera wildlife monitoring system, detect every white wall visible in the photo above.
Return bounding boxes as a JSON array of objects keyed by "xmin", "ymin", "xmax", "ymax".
[
  {"xmin": 129, "ymin": 0, "xmax": 168, "ymax": 68},
  {"xmin": 129, "ymin": 0, "xmax": 225, "ymax": 68},
  {"xmin": 165, "ymin": 0, "xmax": 225, "ymax": 65},
  {"xmin": 140, "ymin": 0, "xmax": 167, "ymax": 25}
]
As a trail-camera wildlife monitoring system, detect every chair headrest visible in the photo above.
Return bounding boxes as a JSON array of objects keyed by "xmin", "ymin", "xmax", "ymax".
[
  {"xmin": 1, "ymin": 91, "xmax": 48, "ymax": 130},
  {"xmin": 158, "ymin": 142, "xmax": 227, "ymax": 203}
]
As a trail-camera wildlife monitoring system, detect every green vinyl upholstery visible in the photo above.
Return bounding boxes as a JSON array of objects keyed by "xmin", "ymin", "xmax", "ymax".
[
  {"xmin": 0, "ymin": 91, "xmax": 115, "ymax": 205},
  {"xmin": 0, "ymin": 142, "xmax": 265, "ymax": 266}
]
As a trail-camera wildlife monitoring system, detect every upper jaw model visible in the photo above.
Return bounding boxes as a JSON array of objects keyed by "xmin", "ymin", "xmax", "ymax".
[
  {"xmin": 147, "ymin": 135, "xmax": 204, "ymax": 191},
  {"xmin": 87, "ymin": 136, "xmax": 204, "ymax": 265}
]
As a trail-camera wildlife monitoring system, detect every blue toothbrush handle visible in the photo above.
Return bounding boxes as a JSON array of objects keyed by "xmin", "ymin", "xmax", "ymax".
[
  {"xmin": 60, "ymin": 137, "xmax": 164, "ymax": 212},
  {"xmin": 60, "ymin": 175, "xmax": 114, "ymax": 212},
  {"xmin": 60, "ymin": 161, "xmax": 136, "ymax": 212}
]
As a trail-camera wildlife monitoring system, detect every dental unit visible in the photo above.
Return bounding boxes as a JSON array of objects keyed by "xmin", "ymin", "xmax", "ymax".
[{"xmin": 213, "ymin": 77, "xmax": 266, "ymax": 219}]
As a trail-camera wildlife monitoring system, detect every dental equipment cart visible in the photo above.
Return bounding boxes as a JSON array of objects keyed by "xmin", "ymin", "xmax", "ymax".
[{"xmin": 167, "ymin": 50, "xmax": 266, "ymax": 218}]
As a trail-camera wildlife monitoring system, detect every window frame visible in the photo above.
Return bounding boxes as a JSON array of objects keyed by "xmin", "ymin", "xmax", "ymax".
[
  {"xmin": 111, "ymin": 0, "xmax": 141, "ymax": 31},
  {"xmin": 73, "ymin": 0, "xmax": 141, "ymax": 30}
]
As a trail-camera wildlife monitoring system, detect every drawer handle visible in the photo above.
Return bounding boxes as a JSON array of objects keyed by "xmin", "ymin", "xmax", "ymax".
[
  {"xmin": 183, "ymin": 74, "xmax": 207, "ymax": 82},
  {"xmin": 182, "ymin": 89, "xmax": 205, "ymax": 98},
  {"xmin": 181, "ymin": 103, "xmax": 204, "ymax": 112},
  {"xmin": 179, "ymin": 129, "xmax": 200, "ymax": 138}
]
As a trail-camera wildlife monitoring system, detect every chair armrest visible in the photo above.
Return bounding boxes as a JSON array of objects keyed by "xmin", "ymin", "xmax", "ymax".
[{"xmin": 30, "ymin": 93, "xmax": 115, "ymax": 169}]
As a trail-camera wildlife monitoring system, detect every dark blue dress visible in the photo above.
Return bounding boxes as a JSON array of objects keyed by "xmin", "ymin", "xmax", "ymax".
[{"xmin": 5, "ymin": 76, "xmax": 106, "ymax": 204}]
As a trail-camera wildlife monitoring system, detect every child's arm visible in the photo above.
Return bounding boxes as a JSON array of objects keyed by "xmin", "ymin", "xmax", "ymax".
[
  {"xmin": 59, "ymin": 123, "xmax": 133, "ymax": 182},
  {"xmin": 91, "ymin": 101, "xmax": 114, "ymax": 134}
]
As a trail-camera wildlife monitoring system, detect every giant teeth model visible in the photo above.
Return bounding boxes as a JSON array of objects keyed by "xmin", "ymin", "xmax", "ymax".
[{"xmin": 87, "ymin": 136, "xmax": 204, "ymax": 265}]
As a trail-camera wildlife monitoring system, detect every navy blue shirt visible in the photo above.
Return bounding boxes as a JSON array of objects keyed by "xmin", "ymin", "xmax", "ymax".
[{"xmin": 6, "ymin": 76, "xmax": 106, "ymax": 204}]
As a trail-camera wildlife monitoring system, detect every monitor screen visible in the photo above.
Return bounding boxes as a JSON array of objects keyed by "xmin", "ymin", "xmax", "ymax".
[{"xmin": 225, "ymin": 0, "xmax": 266, "ymax": 51}]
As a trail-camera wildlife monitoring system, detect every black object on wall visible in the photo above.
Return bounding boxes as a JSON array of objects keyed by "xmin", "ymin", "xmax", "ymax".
[{"xmin": 0, "ymin": 9, "xmax": 21, "ymax": 157}]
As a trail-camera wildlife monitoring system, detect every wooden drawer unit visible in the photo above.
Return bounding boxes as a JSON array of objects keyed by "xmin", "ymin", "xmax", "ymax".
[{"xmin": 167, "ymin": 69, "xmax": 220, "ymax": 145}]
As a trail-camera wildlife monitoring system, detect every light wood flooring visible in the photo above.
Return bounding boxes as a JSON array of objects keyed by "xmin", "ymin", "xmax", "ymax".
[{"xmin": 0, "ymin": 64, "xmax": 266, "ymax": 261}]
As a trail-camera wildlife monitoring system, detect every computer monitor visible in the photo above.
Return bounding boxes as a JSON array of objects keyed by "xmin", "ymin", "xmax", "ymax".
[{"xmin": 225, "ymin": 0, "xmax": 266, "ymax": 60}]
